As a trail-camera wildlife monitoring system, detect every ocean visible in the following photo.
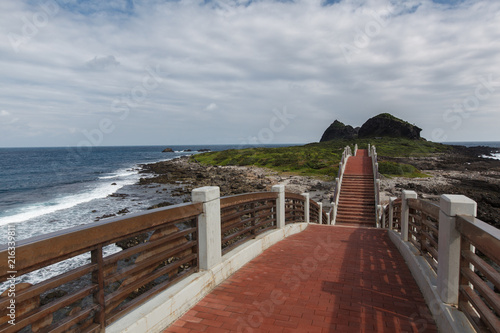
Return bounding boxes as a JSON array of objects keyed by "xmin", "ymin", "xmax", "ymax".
[{"xmin": 0, "ymin": 144, "xmax": 295, "ymax": 244}]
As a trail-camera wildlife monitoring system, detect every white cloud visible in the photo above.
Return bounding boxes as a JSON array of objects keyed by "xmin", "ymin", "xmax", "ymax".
[
  {"xmin": 0, "ymin": 110, "xmax": 10, "ymax": 117},
  {"xmin": 0, "ymin": 0, "xmax": 499, "ymax": 147},
  {"xmin": 205, "ymin": 103, "xmax": 218, "ymax": 111}
]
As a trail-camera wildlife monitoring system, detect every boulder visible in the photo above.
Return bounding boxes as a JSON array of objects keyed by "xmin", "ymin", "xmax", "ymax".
[
  {"xmin": 358, "ymin": 113, "xmax": 421, "ymax": 139},
  {"xmin": 162, "ymin": 148, "xmax": 174, "ymax": 153},
  {"xmin": 320, "ymin": 120, "xmax": 358, "ymax": 142}
]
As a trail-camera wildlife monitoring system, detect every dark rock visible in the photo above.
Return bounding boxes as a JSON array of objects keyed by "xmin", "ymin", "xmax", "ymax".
[
  {"xmin": 117, "ymin": 208, "xmax": 129, "ymax": 215},
  {"xmin": 162, "ymin": 148, "xmax": 174, "ymax": 152},
  {"xmin": 147, "ymin": 201, "xmax": 174, "ymax": 210},
  {"xmin": 320, "ymin": 120, "xmax": 358, "ymax": 142},
  {"xmin": 198, "ymin": 149, "xmax": 211, "ymax": 152},
  {"xmin": 94, "ymin": 213, "xmax": 116, "ymax": 221},
  {"xmin": 358, "ymin": 113, "xmax": 422, "ymax": 139},
  {"xmin": 183, "ymin": 149, "xmax": 192, "ymax": 152},
  {"xmin": 111, "ymin": 182, "xmax": 117, "ymax": 185}
]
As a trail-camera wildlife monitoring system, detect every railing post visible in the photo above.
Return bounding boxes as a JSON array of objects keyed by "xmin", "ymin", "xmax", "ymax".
[
  {"xmin": 331, "ymin": 203, "xmax": 337, "ymax": 225},
  {"xmin": 301, "ymin": 193, "xmax": 310, "ymax": 223},
  {"xmin": 326, "ymin": 212, "xmax": 330, "ymax": 225},
  {"xmin": 272, "ymin": 185, "xmax": 285, "ymax": 229},
  {"xmin": 389, "ymin": 197, "xmax": 396, "ymax": 230},
  {"xmin": 192, "ymin": 186, "xmax": 221, "ymax": 270},
  {"xmin": 354, "ymin": 144, "xmax": 358, "ymax": 156},
  {"xmin": 91, "ymin": 246, "xmax": 105, "ymax": 331},
  {"xmin": 401, "ymin": 190, "xmax": 417, "ymax": 241},
  {"xmin": 437, "ymin": 194, "xmax": 477, "ymax": 305},
  {"xmin": 367, "ymin": 144, "xmax": 371, "ymax": 156},
  {"xmin": 318, "ymin": 202, "xmax": 323, "ymax": 224}
]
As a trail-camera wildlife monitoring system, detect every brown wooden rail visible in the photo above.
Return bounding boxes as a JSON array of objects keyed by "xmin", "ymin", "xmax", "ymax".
[
  {"xmin": 220, "ymin": 192, "xmax": 278, "ymax": 254},
  {"xmin": 0, "ymin": 202, "xmax": 203, "ymax": 332},
  {"xmin": 406, "ymin": 198, "xmax": 440, "ymax": 272},
  {"xmin": 310, "ymin": 200, "xmax": 321, "ymax": 224},
  {"xmin": 285, "ymin": 193, "xmax": 305, "ymax": 224},
  {"xmin": 456, "ymin": 215, "xmax": 500, "ymax": 333},
  {"xmin": 382, "ymin": 198, "xmax": 402, "ymax": 231}
]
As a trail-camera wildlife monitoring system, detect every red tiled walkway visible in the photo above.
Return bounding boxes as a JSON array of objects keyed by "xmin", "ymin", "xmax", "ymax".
[
  {"xmin": 336, "ymin": 149, "xmax": 376, "ymax": 227},
  {"xmin": 163, "ymin": 225, "xmax": 437, "ymax": 332}
]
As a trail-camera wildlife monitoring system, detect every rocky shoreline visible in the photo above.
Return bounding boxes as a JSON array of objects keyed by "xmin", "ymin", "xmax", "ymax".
[
  {"xmin": 138, "ymin": 156, "xmax": 335, "ymax": 210},
  {"xmin": 379, "ymin": 145, "xmax": 500, "ymax": 229},
  {"xmin": 134, "ymin": 144, "xmax": 499, "ymax": 229}
]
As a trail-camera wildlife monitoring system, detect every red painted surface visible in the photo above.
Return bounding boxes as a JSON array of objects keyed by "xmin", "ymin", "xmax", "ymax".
[
  {"xmin": 336, "ymin": 149, "xmax": 376, "ymax": 227},
  {"xmin": 163, "ymin": 225, "xmax": 437, "ymax": 332}
]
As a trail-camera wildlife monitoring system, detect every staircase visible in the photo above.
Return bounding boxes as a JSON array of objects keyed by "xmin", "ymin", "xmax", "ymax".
[{"xmin": 336, "ymin": 149, "xmax": 376, "ymax": 227}]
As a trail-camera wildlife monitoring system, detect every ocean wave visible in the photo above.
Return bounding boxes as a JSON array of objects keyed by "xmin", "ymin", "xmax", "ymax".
[
  {"xmin": 0, "ymin": 177, "xmax": 138, "ymax": 226},
  {"xmin": 98, "ymin": 169, "xmax": 138, "ymax": 180},
  {"xmin": 481, "ymin": 152, "xmax": 500, "ymax": 160}
]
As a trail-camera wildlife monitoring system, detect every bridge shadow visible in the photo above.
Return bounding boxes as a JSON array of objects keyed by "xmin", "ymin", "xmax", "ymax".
[{"xmin": 320, "ymin": 226, "xmax": 436, "ymax": 332}]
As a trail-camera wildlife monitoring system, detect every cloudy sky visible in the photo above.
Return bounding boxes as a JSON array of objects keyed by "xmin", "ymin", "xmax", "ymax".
[{"xmin": 0, "ymin": 0, "xmax": 499, "ymax": 147}]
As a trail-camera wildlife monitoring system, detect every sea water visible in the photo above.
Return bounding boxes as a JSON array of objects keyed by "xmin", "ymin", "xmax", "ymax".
[{"xmin": 0, "ymin": 144, "xmax": 296, "ymax": 286}]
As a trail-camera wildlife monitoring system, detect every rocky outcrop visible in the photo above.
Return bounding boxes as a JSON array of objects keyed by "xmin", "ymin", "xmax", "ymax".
[
  {"xmin": 162, "ymin": 148, "xmax": 174, "ymax": 152},
  {"xmin": 358, "ymin": 113, "xmax": 421, "ymax": 139},
  {"xmin": 320, "ymin": 120, "xmax": 358, "ymax": 142}
]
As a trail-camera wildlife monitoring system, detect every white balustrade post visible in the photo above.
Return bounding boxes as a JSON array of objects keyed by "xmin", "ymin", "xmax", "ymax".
[
  {"xmin": 302, "ymin": 192, "xmax": 310, "ymax": 223},
  {"xmin": 401, "ymin": 190, "xmax": 417, "ymax": 242},
  {"xmin": 331, "ymin": 203, "xmax": 337, "ymax": 225},
  {"xmin": 272, "ymin": 185, "xmax": 285, "ymax": 229},
  {"xmin": 326, "ymin": 212, "xmax": 330, "ymax": 225},
  {"xmin": 318, "ymin": 202, "xmax": 323, "ymax": 224},
  {"xmin": 192, "ymin": 186, "xmax": 221, "ymax": 270},
  {"xmin": 437, "ymin": 195, "xmax": 477, "ymax": 305},
  {"xmin": 389, "ymin": 197, "xmax": 396, "ymax": 230},
  {"xmin": 367, "ymin": 144, "xmax": 371, "ymax": 156},
  {"xmin": 354, "ymin": 144, "xmax": 358, "ymax": 156}
]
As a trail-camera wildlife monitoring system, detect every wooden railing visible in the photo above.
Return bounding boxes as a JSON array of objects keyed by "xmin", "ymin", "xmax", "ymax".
[
  {"xmin": 382, "ymin": 198, "xmax": 402, "ymax": 231},
  {"xmin": 0, "ymin": 202, "xmax": 202, "ymax": 333},
  {"xmin": 0, "ymin": 186, "xmax": 326, "ymax": 332},
  {"xmin": 386, "ymin": 190, "xmax": 500, "ymax": 332},
  {"xmin": 407, "ymin": 198, "xmax": 440, "ymax": 272},
  {"xmin": 284, "ymin": 193, "xmax": 305, "ymax": 224},
  {"xmin": 220, "ymin": 192, "xmax": 278, "ymax": 254},
  {"xmin": 310, "ymin": 201, "xmax": 321, "ymax": 224},
  {"xmin": 456, "ymin": 215, "xmax": 500, "ymax": 333}
]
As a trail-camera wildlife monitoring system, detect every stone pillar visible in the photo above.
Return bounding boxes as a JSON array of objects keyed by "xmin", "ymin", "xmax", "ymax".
[
  {"xmin": 272, "ymin": 185, "xmax": 285, "ymax": 229},
  {"xmin": 302, "ymin": 193, "xmax": 310, "ymax": 223},
  {"xmin": 192, "ymin": 186, "xmax": 221, "ymax": 270},
  {"xmin": 318, "ymin": 202, "xmax": 323, "ymax": 224},
  {"xmin": 389, "ymin": 197, "xmax": 397, "ymax": 230},
  {"xmin": 367, "ymin": 144, "xmax": 371, "ymax": 156},
  {"xmin": 326, "ymin": 212, "xmax": 330, "ymax": 225},
  {"xmin": 437, "ymin": 195, "xmax": 477, "ymax": 305},
  {"xmin": 401, "ymin": 190, "xmax": 417, "ymax": 242}
]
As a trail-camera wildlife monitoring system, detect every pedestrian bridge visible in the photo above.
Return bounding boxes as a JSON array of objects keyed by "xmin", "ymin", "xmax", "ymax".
[{"xmin": 0, "ymin": 147, "xmax": 499, "ymax": 333}]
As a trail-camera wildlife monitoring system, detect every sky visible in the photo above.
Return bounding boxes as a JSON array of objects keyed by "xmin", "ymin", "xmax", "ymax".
[{"xmin": 0, "ymin": 0, "xmax": 499, "ymax": 147}]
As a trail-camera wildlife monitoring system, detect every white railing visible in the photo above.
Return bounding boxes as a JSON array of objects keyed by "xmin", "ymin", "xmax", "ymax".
[
  {"xmin": 329, "ymin": 145, "xmax": 353, "ymax": 225},
  {"xmin": 369, "ymin": 144, "xmax": 381, "ymax": 227},
  {"xmin": 385, "ymin": 190, "xmax": 500, "ymax": 333}
]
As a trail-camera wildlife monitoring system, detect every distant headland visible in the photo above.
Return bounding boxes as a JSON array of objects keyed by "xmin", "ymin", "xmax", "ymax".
[{"xmin": 320, "ymin": 113, "xmax": 422, "ymax": 142}]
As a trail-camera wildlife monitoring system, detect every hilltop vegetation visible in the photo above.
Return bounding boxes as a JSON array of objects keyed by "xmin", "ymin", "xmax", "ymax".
[{"xmin": 191, "ymin": 138, "xmax": 452, "ymax": 179}]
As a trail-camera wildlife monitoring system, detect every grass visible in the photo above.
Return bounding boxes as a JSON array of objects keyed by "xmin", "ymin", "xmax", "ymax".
[{"xmin": 191, "ymin": 138, "xmax": 452, "ymax": 179}]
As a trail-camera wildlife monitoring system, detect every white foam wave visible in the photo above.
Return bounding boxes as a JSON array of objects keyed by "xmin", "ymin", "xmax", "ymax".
[
  {"xmin": 481, "ymin": 153, "xmax": 500, "ymax": 160},
  {"xmin": 98, "ymin": 170, "xmax": 137, "ymax": 179},
  {"xmin": 0, "ymin": 177, "xmax": 138, "ymax": 226}
]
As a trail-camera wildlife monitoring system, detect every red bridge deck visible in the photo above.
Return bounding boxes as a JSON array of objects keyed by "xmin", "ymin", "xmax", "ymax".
[{"xmin": 163, "ymin": 225, "xmax": 437, "ymax": 332}]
